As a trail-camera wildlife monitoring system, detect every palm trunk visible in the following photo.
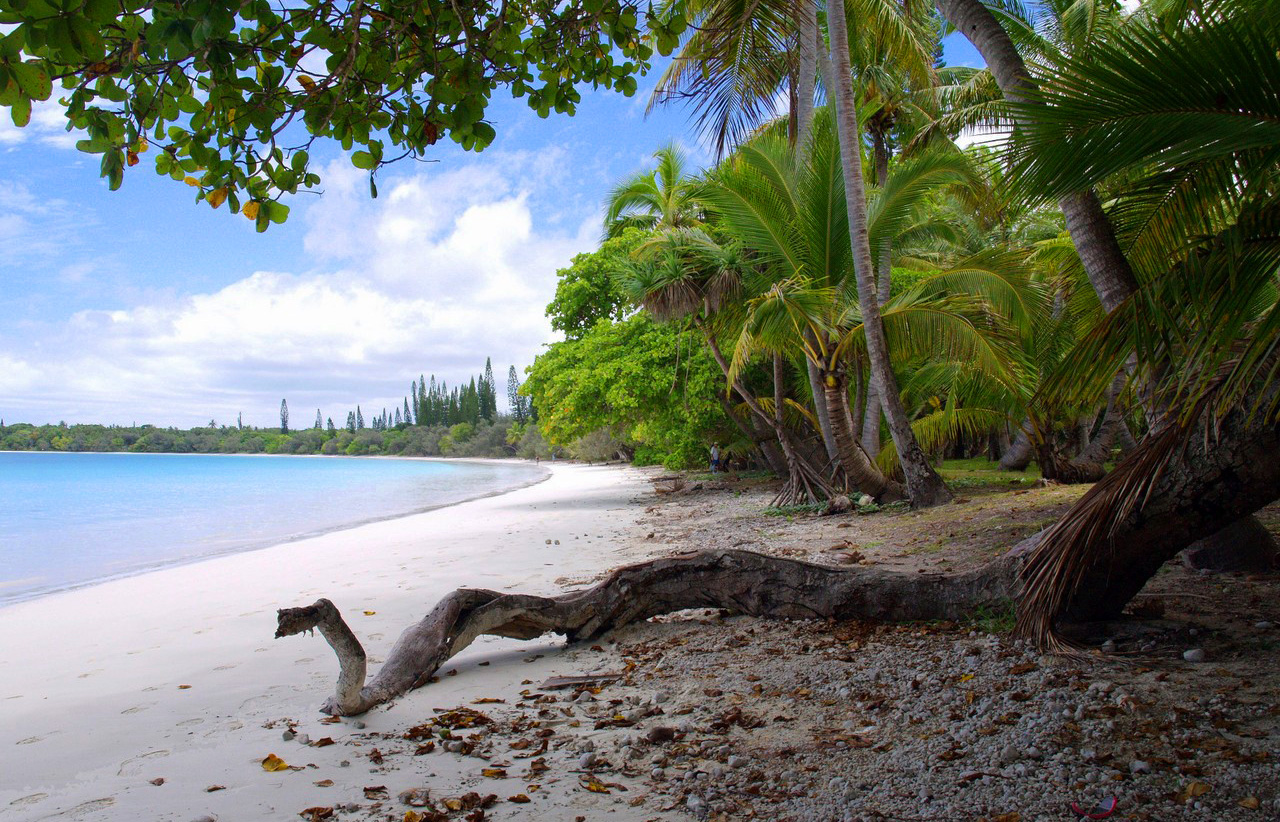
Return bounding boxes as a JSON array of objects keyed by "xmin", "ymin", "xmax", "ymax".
[
  {"xmin": 822, "ymin": 365, "xmax": 906, "ymax": 501},
  {"xmin": 859, "ymin": 129, "xmax": 895, "ymax": 457},
  {"xmin": 697, "ymin": 321, "xmax": 833, "ymax": 504},
  {"xmin": 936, "ymin": 0, "xmax": 1267, "ymax": 565},
  {"xmin": 826, "ymin": 0, "xmax": 952, "ymax": 508}
]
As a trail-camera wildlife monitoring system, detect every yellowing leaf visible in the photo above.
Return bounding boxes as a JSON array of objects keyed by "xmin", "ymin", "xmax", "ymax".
[
  {"xmin": 508, "ymin": 794, "xmax": 531, "ymax": 803},
  {"xmin": 363, "ymin": 610, "xmax": 376, "ymax": 615},
  {"xmin": 242, "ymin": 202, "xmax": 260, "ymax": 220},
  {"xmin": 1177, "ymin": 781, "xmax": 1212, "ymax": 803},
  {"xmin": 580, "ymin": 774, "xmax": 610, "ymax": 794},
  {"xmin": 126, "ymin": 151, "xmax": 139, "ymax": 167},
  {"xmin": 958, "ymin": 674, "xmax": 975, "ymax": 682},
  {"xmin": 183, "ymin": 176, "xmax": 200, "ymax": 187},
  {"xmin": 298, "ymin": 75, "xmax": 317, "ymax": 93},
  {"xmin": 208, "ymin": 188, "xmax": 228, "ymax": 209},
  {"xmin": 403, "ymin": 813, "xmax": 425, "ymax": 822},
  {"xmin": 262, "ymin": 753, "xmax": 291, "ymax": 772},
  {"xmin": 481, "ymin": 768, "xmax": 507, "ymax": 779}
]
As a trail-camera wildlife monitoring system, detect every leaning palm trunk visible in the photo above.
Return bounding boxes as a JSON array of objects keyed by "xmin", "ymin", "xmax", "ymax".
[
  {"xmin": 698, "ymin": 321, "xmax": 834, "ymax": 504},
  {"xmin": 822, "ymin": 367, "xmax": 906, "ymax": 500},
  {"xmin": 1018, "ymin": 388, "xmax": 1280, "ymax": 648},
  {"xmin": 826, "ymin": 0, "xmax": 952, "ymax": 508},
  {"xmin": 935, "ymin": 0, "xmax": 1270, "ymax": 563}
]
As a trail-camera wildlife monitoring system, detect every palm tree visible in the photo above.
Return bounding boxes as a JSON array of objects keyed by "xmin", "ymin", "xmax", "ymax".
[
  {"xmin": 603, "ymin": 143, "xmax": 707, "ymax": 238},
  {"xmin": 825, "ymin": 0, "xmax": 952, "ymax": 507}
]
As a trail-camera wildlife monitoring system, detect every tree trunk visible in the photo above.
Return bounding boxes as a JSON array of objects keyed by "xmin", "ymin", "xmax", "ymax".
[
  {"xmin": 806, "ymin": 342, "xmax": 840, "ymax": 463},
  {"xmin": 826, "ymin": 0, "xmax": 952, "ymax": 508},
  {"xmin": 698, "ymin": 322, "xmax": 833, "ymax": 504},
  {"xmin": 860, "ymin": 379, "xmax": 883, "ymax": 457},
  {"xmin": 821, "ymin": 365, "xmax": 906, "ymax": 501},
  {"xmin": 716, "ymin": 392, "xmax": 786, "ymax": 478},
  {"xmin": 278, "ymin": 545, "xmax": 1034, "ymax": 716},
  {"xmin": 1182, "ymin": 516, "xmax": 1277, "ymax": 573},
  {"xmin": 1019, "ymin": 400, "xmax": 1280, "ymax": 640}
]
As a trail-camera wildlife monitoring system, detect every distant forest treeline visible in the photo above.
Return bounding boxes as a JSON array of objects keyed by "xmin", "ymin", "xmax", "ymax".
[{"xmin": 1, "ymin": 359, "xmax": 548, "ymax": 460}]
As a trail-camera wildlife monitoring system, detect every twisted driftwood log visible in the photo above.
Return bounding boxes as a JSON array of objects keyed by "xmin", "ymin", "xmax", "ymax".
[{"xmin": 277, "ymin": 546, "xmax": 1035, "ymax": 716}]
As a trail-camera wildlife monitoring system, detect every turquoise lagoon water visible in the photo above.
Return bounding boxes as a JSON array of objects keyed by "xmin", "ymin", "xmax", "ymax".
[{"xmin": 0, "ymin": 452, "xmax": 546, "ymax": 607}]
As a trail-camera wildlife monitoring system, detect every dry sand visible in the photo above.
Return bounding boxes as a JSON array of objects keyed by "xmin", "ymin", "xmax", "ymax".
[{"xmin": 0, "ymin": 462, "xmax": 675, "ymax": 822}]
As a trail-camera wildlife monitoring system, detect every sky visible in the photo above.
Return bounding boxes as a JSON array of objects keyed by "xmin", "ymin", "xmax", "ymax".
[{"xmin": 0, "ymin": 34, "xmax": 983, "ymax": 429}]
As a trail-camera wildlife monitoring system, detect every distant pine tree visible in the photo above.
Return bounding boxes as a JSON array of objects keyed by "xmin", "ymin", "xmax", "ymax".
[
  {"xmin": 327, "ymin": 417, "xmax": 336, "ymax": 434},
  {"xmin": 280, "ymin": 399, "xmax": 290, "ymax": 434},
  {"xmin": 356, "ymin": 406, "xmax": 365, "ymax": 429},
  {"xmin": 314, "ymin": 409, "xmax": 322, "ymax": 429},
  {"xmin": 394, "ymin": 407, "xmax": 402, "ymax": 426},
  {"xmin": 507, "ymin": 365, "xmax": 527, "ymax": 424},
  {"xmin": 237, "ymin": 412, "xmax": 243, "ymax": 429},
  {"xmin": 403, "ymin": 397, "xmax": 412, "ymax": 426},
  {"xmin": 481, "ymin": 357, "xmax": 496, "ymax": 421},
  {"xmin": 346, "ymin": 411, "xmax": 356, "ymax": 433}
]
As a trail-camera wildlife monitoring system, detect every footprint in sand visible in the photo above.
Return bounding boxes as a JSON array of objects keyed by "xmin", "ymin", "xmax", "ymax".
[
  {"xmin": 8, "ymin": 793, "xmax": 47, "ymax": 807},
  {"xmin": 17, "ymin": 733, "xmax": 54, "ymax": 745},
  {"xmin": 120, "ymin": 705, "xmax": 153, "ymax": 715},
  {"xmin": 293, "ymin": 657, "xmax": 314, "ymax": 666},
  {"xmin": 50, "ymin": 797, "xmax": 115, "ymax": 818},
  {"xmin": 76, "ymin": 670, "xmax": 103, "ymax": 679},
  {"xmin": 367, "ymin": 633, "xmax": 384, "ymax": 641},
  {"xmin": 176, "ymin": 718, "xmax": 204, "ymax": 727},
  {"xmin": 213, "ymin": 664, "xmax": 238, "ymax": 671},
  {"xmin": 117, "ymin": 750, "xmax": 169, "ymax": 776}
]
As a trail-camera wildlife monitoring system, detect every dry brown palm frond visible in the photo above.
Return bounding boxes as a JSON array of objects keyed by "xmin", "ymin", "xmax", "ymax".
[{"xmin": 1014, "ymin": 398, "xmax": 1209, "ymax": 651}]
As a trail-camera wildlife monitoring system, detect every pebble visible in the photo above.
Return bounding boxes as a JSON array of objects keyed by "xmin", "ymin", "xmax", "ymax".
[
  {"xmin": 281, "ymin": 730, "xmax": 295, "ymax": 741},
  {"xmin": 1183, "ymin": 648, "xmax": 1207, "ymax": 663},
  {"xmin": 1130, "ymin": 760, "xmax": 1151, "ymax": 774},
  {"xmin": 728, "ymin": 755, "xmax": 749, "ymax": 768},
  {"xmin": 1256, "ymin": 621, "xmax": 1274, "ymax": 630},
  {"xmin": 578, "ymin": 752, "xmax": 597, "ymax": 769}
]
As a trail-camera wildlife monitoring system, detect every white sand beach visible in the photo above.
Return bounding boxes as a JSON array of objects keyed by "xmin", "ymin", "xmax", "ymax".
[{"xmin": 0, "ymin": 462, "xmax": 673, "ymax": 822}]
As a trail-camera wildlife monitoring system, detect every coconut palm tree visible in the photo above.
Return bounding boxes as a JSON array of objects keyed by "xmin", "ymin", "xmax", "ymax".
[{"xmin": 603, "ymin": 143, "xmax": 707, "ymax": 239}]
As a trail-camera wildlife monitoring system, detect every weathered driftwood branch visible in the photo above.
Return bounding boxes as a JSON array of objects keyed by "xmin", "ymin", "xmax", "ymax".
[{"xmin": 277, "ymin": 545, "xmax": 1037, "ymax": 716}]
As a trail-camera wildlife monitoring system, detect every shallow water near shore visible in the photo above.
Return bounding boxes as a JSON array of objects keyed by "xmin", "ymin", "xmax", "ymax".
[{"xmin": 0, "ymin": 451, "xmax": 546, "ymax": 606}]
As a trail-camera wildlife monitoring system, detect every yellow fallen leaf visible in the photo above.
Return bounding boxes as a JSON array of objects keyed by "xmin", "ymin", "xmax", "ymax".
[
  {"xmin": 243, "ymin": 202, "xmax": 260, "ymax": 220},
  {"xmin": 1176, "ymin": 781, "xmax": 1212, "ymax": 803},
  {"xmin": 1239, "ymin": 796, "xmax": 1261, "ymax": 809},
  {"xmin": 363, "ymin": 610, "xmax": 376, "ymax": 616},
  {"xmin": 481, "ymin": 768, "xmax": 507, "ymax": 779},
  {"xmin": 177, "ymin": 684, "xmax": 192, "ymax": 689},
  {"xmin": 580, "ymin": 774, "xmax": 610, "ymax": 794},
  {"xmin": 262, "ymin": 753, "xmax": 291, "ymax": 772},
  {"xmin": 404, "ymin": 813, "xmax": 425, "ymax": 822},
  {"xmin": 443, "ymin": 798, "xmax": 463, "ymax": 811},
  {"xmin": 958, "ymin": 673, "xmax": 975, "ymax": 682},
  {"xmin": 508, "ymin": 794, "xmax": 531, "ymax": 803}
]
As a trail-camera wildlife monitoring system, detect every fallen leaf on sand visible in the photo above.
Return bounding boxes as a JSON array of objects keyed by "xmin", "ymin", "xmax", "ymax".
[
  {"xmin": 363, "ymin": 611, "xmax": 376, "ymax": 616},
  {"xmin": 206, "ymin": 785, "xmax": 226, "ymax": 792},
  {"xmin": 580, "ymin": 775, "xmax": 611, "ymax": 794},
  {"xmin": 399, "ymin": 788, "xmax": 431, "ymax": 806},
  {"xmin": 299, "ymin": 807, "xmax": 333, "ymax": 821},
  {"xmin": 314, "ymin": 780, "xmax": 333, "ymax": 787},
  {"xmin": 369, "ymin": 748, "xmax": 384, "ymax": 764},
  {"xmin": 262, "ymin": 754, "xmax": 291, "ymax": 772},
  {"xmin": 310, "ymin": 737, "xmax": 335, "ymax": 748},
  {"xmin": 1239, "ymin": 796, "xmax": 1261, "ymax": 809},
  {"xmin": 149, "ymin": 778, "xmax": 165, "ymax": 786},
  {"xmin": 473, "ymin": 698, "xmax": 505, "ymax": 704},
  {"xmin": 481, "ymin": 768, "xmax": 507, "ymax": 779},
  {"xmin": 364, "ymin": 786, "xmax": 389, "ymax": 800},
  {"xmin": 319, "ymin": 716, "xmax": 341, "ymax": 725},
  {"xmin": 508, "ymin": 794, "xmax": 531, "ymax": 803},
  {"xmin": 1176, "ymin": 781, "xmax": 1212, "ymax": 803},
  {"xmin": 178, "ymin": 685, "xmax": 192, "ymax": 690}
]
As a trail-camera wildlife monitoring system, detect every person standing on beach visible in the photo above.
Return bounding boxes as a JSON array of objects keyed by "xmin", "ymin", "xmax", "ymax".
[{"xmin": 710, "ymin": 444, "xmax": 721, "ymax": 473}]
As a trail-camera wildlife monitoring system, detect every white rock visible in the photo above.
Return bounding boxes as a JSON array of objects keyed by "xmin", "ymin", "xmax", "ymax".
[
  {"xmin": 1183, "ymin": 648, "xmax": 1207, "ymax": 663},
  {"xmin": 1130, "ymin": 760, "xmax": 1151, "ymax": 774},
  {"xmin": 578, "ymin": 752, "xmax": 597, "ymax": 769}
]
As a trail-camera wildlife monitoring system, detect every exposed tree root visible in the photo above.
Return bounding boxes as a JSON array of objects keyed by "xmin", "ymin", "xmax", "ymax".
[{"xmin": 277, "ymin": 545, "xmax": 1035, "ymax": 716}]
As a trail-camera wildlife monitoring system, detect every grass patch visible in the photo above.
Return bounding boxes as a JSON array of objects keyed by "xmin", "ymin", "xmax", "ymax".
[
  {"xmin": 939, "ymin": 457, "xmax": 1041, "ymax": 491},
  {"xmin": 763, "ymin": 502, "xmax": 827, "ymax": 518},
  {"xmin": 964, "ymin": 599, "xmax": 1017, "ymax": 634}
]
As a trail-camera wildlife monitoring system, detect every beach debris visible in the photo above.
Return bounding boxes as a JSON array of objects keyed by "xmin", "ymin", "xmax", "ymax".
[
  {"xmin": 368, "ymin": 748, "xmax": 384, "ymax": 764},
  {"xmin": 441, "ymin": 792, "xmax": 498, "ymax": 812},
  {"xmin": 178, "ymin": 684, "xmax": 193, "ymax": 690},
  {"xmin": 481, "ymin": 768, "xmax": 508, "ymax": 779},
  {"xmin": 507, "ymin": 794, "xmax": 531, "ymax": 803},
  {"xmin": 473, "ymin": 697, "xmax": 505, "ymax": 704},
  {"xmin": 314, "ymin": 779, "xmax": 334, "ymax": 787},
  {"xmin": 299, "ymin": 808, "xmax": 333, "ymax": 821},
  {"xmin": 399, "ymin": 788, "xmax": 431, "ymax": 806},
  {"xmin": 205, "ymin": 785, "xmax": 226, "ymax": 792},
  {"xmin": 541, "ymin": 673, "xmax": 622, "ymax": 690},
  {"xmin": 261, "ymin": 753, "xmax": 292, "ymax": 772},
  {"xmin": 1176, "ymin": 781, "xmax": 1211, "ymax": 804},
  {"xmin": 363, "ymin": 785, "xmax": 389, "ymax": 800},
  {"xmin": 363, "ymin": 610, "xmax": 376, "ymax": 615},
  {"xmin": 310, "ymin": 737, "xmax": 335, "ymax": 748},
  {"xmin": 431, "ymin": 707, "xmax": 493, "ymax": 729},
  {"xmin": 149, "ymin": 778, "xmax": 165, "ymax": 786},
  {"xmin": 1069, "ymin": 796, "xmax": 1117, "ymax": 818}
]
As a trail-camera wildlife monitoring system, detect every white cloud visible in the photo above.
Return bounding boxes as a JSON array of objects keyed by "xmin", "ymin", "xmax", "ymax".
[
  {"xmin": 0, "ymin": 100, "xmax": 81, "ymax": 149},
  {"xmin": 1, "ymin": 153, "xmax": 601, "ymax": 427}
]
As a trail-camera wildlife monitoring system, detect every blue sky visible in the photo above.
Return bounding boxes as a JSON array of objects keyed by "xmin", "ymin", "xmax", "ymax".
[{"xmin": 0, "ymin": 34, "xmax": 982, "ymax": 429}]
